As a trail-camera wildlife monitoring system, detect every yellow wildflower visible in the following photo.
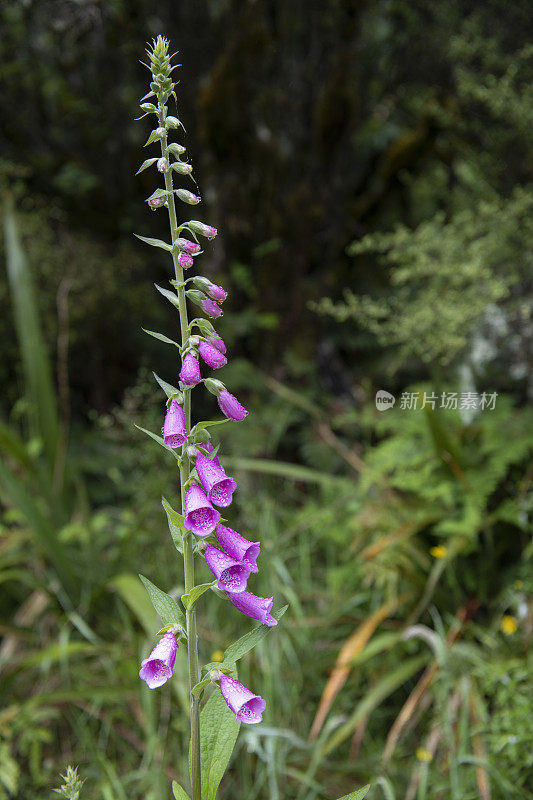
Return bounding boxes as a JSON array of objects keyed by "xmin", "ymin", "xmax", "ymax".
[
  {"xmin": 211, "ymin": 649, "xmax": 225, "ymax": 662},
  {"xmin": 501, "ymin": 615, "xmax": 518, "ymax": 635},
  {"xmin": 416, "ymin": 748, "xmax": 433, "ymax": 762},
  {"xmin": 429, "ymin": 545, "xmax": 447, "ymax": 559}
]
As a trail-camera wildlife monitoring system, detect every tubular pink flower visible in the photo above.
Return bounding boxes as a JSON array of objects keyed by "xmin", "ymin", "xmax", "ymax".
[
  {"xmin": 179, "ymin": 353, "xmax": 202, "ymax": 386},
  {"xmin": 207, "ymin": 334, "xmax": 226, "ymax": 354},
  {"xmin": 206, "ymin": 283, "xmax": 228, "ymax": 302},
  {"xmin": 198, "ymin": 341, "xmax": 227, "ymax": 370},
  {"xmin": 201, "ymin": 298, "xmax": 222, "ymax": 318},
  {"xmin": 183, "ymin": 483, "xmax": 220, "ymax": 537},
  {"xmin": 163, "ymin": 400, "xmax": 187, "ymax": 448},
  {"xmin": 215, "ymin": 524, "xmax": 260, "ymax": 573},
  {"xmin": 148, "ymin": 197, "xmax": 163, "ymax": 210},
  {"xmin": 139, "ymin": 631, "xmax": 178, "ymax": 689},
  {"xmin": 204, "ymin": 545, "xmax": 250, "ymax": 593},
  {"xmin": 219, "ymin": 675, "xmax": 266, "ymax": 724},
  {"xmin": 175, "ymin": 237, "xmax": 201, "ymax": 255},
  {"xmin": 178, "ymin": 252, "xmax": 194, "ymax": 269},
  {"xmin": 195, "ymin": 452, "xmax": 236, "ymax": 507},
  {"xmin": 217, "ymin": 389, "xmax": 249, "ymax": 421},
  {"xmin": 228, "ymin": 591, "xmax": 277, "ymax": 626}
]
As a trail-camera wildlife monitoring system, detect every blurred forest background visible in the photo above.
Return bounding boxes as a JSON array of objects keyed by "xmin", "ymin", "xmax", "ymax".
[{"xmin": 0, "ymin": 1, "xmax": 532, "ymax": 799}]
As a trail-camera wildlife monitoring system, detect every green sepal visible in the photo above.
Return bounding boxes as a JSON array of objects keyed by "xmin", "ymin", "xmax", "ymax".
[
  {"xmin": 135, "ymin": 158, "xmax": 159, "ymax": 175},
  {"xmin": 141, "ymin": 328, "xmax": 179, "ymax": 347},
  {"xmin": 190, "ymin": 318, "xmax": 216, "ymax": 336},
  {"xmin": 181, "ymin": 581, "xmax": 217, "ymax": 611},
  {"xmin": 203, "ymin": 379, "xmax": 225, "ymax": 396},
  {"xmin": 185, "ymin": 289, "xmax": 206, "ymax": 305},
  {"xmin": 172, "ymin": 162, "xmax": 193, "ymax": 175},
  {"xmin": 165, "ymin": 115, "xmax": 182, "ymax": 129},
  {"xmin": 134, "ymin": 234, "xmax": 173, "ymax": 252},
  {"xmin": 167, "ymin": 142, "xmax": 186, "ymax": 156},
  {"xmin": 139, "ymin": 574, "xmax": 186, "ymax": 633},
  {"xmin": 202, "ymin": 605, "xmax": 288, "ymax": 676},
  {"xmin": 134, "ymin": 424, "xmax": 181, "ymax": 461},
  {"xmin": 140, "ymin": 102, "xmax": 157, "ymax": 113},
  {"xmin": 140, "ymin": 90, "xmax": 156, "ymax": 101},
  {"xmin": 172, "ymin": 781, "xmax": 191, "ymax": 800},
  {"xmin": 191, "ymin": 676, "xmax": 213, "ymax": 699},
  {"xmin": 146, "ymin": 188, "xmax": 170, "ymax": 202},
  {"xmin": 162, "ymin": 496, "xmax": 186, "ymax": 553},
  {"xmin": 154, "ymin": 283, "xmax": 180, "ymax": 309},
  {"xmin": 153, "ymin": 372, "xmax": 182, "ymax": 401},
  {"xmin": 144, "ymin": 129, "xmax": 164, "ymax": 146}
]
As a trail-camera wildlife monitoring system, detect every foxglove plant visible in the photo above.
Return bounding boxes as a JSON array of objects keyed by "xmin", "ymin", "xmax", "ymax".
[{"xmin": 133, "ymin": 37, "xmax": 287, "ymax": 800}]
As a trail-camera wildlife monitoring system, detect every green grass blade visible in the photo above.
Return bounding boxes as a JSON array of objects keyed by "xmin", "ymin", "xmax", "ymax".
[{"xmin": 3, "ymin": 197, "xmax": 60, "ymax": 470}]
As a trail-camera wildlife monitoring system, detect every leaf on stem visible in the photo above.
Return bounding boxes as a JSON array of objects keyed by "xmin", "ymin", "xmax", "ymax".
[
  {"xmin": 162, "ymin": 496, "xmax": 186, "ymax": 553},
  {"xmin": 172, "ymin": 781, "xmax": 191, "ymax": 800},
  {"xmin": 198, "ymin": 689, "xmax": 240, "ymax": 800},
  {"xmin": 154, "ymin": 283, "xmax": 180, "ymax": 309},
  {"xmin": 336, "ymin": 786, "xmax": 371, "ymax": 800},
  {"xmin": 135, "ymin": 157, "xmax": 159, "ymax": 175},
  {"xmin": 153, "ymin": 372, "xmax": 182, "ymax": 402},
  {"xmin": 139, "ymin": 574, "xmax": 186, "ymax": 633},
  {"xmin": 202, "ymin": 605, "xmax": 288, "ymax": 675},
  {"xmin": 181, "ymin": 581, "xmax": 217, "ymax": 610},
  {"xmin": 141, "ymin": 328, "xmax": 179, "ymax": 347},
  {"xmin": 134, "ymin": 234, "xmax": 173, "ymax": 252},
  {"xmin": 134, "ymin": 425, "xmax": 180, "ymax": 460}
]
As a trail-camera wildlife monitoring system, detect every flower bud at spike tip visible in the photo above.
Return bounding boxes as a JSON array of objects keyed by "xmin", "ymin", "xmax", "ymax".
[
  {"xmin": 215, "ymin": 524, "xmax": 260, "ymax": 573},
  {"xmin": 183, "ymin": 483, "xmax": 220, "ymax": 537},
  {"xmin": 139, "ymin": 631, "xmax": 178, "ymax": 689},
  {"xmin": 157, "ymin": 157, "xmax": 169, "ymax": 173},
  {"xmin": 201, "ymin": 298, "xmax": 222, "ymax": 318},
  {"xmin": 204, "ymin": 545, "xmax": 250, "ymax": 593},
  {"xmin": 228, "ymin": 590, "xmax": 277, "ymax": 626},
  {"xmin": 188, "ymin": 220, "xmax": 218, "ymax": 239},
  {"xmin": 199, "ymin": 340, "xmax": 227, "ymax": 370},
  {"xmin": 218, "ymin": 389, "xmax": 248, "ymax": 421},
  {"xmin": 195, "ymin": 452, "xmax": 236, "ymax": 507},
  {"xmin": 207, "ymin": 334, "xmax": 226, "ymax": 354},
  {"xmin": 179, "ymin": 353, "xmax": 201, "ymax": 386},
  {"xmin": 163, "ymin": 400, "xmax": 187, "ymax": 448},
  {"xmin": 176, "ymin": 188, "xmax": 200, "ymax": 204},
  {"xmin": 174, "ymin": 237, "xmax": 200, "ymax": 255},
  {"xmin": 219, "ymin": 675, "xmax": 266, "ymax": 724},
  {"xmin": 178, "ymin": 252, "xmax": 194, "ymax": 269}
]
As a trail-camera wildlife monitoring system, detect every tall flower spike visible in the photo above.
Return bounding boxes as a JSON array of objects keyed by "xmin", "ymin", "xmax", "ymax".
[
  {"xmin": 195, "ymin": 451, "xmax": 236, "ymax": 507},
  {"xmin": 204, "ymin": 545, "xmax": 251, "ymax": 593},
  {"xmin": 219, "ymin": 675, "xmax": 266, "ymax": 724},
  {"xmin": 163, "ymin": 400, "xmax": 187, "ymax": 448},
  {"xmin": 215, "ymin": 524, "xmax": 260, "ymax": 573},
  {"xmin": 180, "ymin": 352, "xmax": 202, "ymax": 386},
  {"xmin": 139, "ymin": 631, "xmax": 178, "ymax": 689},
  {"xmin": 217, "ymin": 388, "xmax": 249, "ymax": 421},
  {"xmin": 228, "ymin": 590, "xmax": 277, "ymax": 626},
  {"xmin": 183, "ymin": 483, "xmax": 220, "ymax": 537},
  {"xmin": 198, "ymin": 340, "xmax": 227, "ymax": 369}
]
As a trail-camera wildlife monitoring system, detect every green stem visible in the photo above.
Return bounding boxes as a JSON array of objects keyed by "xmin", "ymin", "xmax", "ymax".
[{"xmin": 159, "ymin": 112, "xmax": 202, "ymax": 800}]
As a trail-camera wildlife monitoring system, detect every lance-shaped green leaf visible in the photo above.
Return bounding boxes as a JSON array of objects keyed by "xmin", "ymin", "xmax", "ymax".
[
  {"xmin": 198, "ymin": 689, "xmax": 240, "ymax": 800},
  {"xmin": 134, "ymin": 234, "xmax": 173, "ymax": 252},
  {"xmin": 181, "ymin": 581, "xmax": 217, "ymax": 611},
  {"xmin": 162, "ymin": 496, "xmax": 185, "ymax": 553},
  {"xmin": 139, "ymin": 574, "xmax": 186, "ymax": 632},
  {"xmin": 141, "ymin": 328, "xmax": 179, "ymax": 347},
  {"xmin": 144, "ymin": 129, "xmax": 164, "ymax": 146},
  {"xmin": 153, "ymin": 372, "xmax": 182, "ymax": 401},
  {"xmin": 202, "ymin": 605, "xmax": 288, "ymax": 675},
  {"xmin": 135, "ymin": 157, "xmax": 159, "ymax": 175},
  {"xmin": 135, "ymin": 425, "xmax": 180, "ymax": 461},
  {"xmin": 336, "ymin": 787, "xmax": 371, "ymax": 800},
  {"xmin": 191, "ymin": 419, "xmax": 229, "ymax": 437},
  {"xmin": 172, "ymin": 782, "xmax": 191, "ymax": 800},
  {"xmin": 154, "ymin": 283, "xmax": 180, "ymax": 309}
]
